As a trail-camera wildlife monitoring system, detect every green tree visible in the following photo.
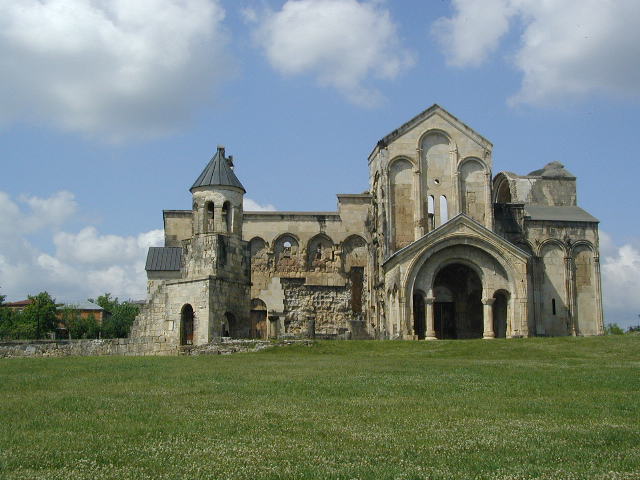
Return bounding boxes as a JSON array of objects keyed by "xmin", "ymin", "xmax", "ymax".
[
  {"xmin": 605, "ymin": 323, "xmax": 625, "ymax": 335},
  {"xmin": 22, "ymin": 292, "xmax": 58, "ymax": 339},
  {"xmin": 0, "ymin": 292, "xmax": 16, "ymax": 339},
  {"xmin": 59, "ymin": 306, "xmax": 102, "ymax": 339},
  {"xmin": 89, "ymin": 294, "xmax": 139, "ymax": 338}
]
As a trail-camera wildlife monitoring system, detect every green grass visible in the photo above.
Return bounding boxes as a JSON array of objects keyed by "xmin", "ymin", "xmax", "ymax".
[{"xmin": 1, "ymin": 337, "xmax": 639, "ymax": 480}]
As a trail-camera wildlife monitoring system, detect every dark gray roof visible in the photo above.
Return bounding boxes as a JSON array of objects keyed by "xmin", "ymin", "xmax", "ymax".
[
  {"xmin": 524, "ymin": 205, "xmax": 598, "ymax": 223},
  {"xmin": 145, "ymin": 247, "xmax": 182, "ymax": 271},
  {"xmin": 190, "ymin": 146, "xmax": 246, "ymax": 193}
]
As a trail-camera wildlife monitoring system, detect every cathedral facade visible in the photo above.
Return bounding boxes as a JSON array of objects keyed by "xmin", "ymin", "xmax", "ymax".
[{"xmin": 131, "ymin": 105, "xmax": 604, "ymax": 346}]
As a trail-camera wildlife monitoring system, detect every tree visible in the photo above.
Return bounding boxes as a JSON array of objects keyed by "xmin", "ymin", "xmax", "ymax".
[
  {"xmin": 22, "ymin": 292, "xmax": 58, "ymax": 339},
  {"xmin": 605, "ymin": 323, "xmax": 625, "ymax": 335},
  {"xmin": 89, "ymin": 293, "xmax": 140, "ymax": 338}
]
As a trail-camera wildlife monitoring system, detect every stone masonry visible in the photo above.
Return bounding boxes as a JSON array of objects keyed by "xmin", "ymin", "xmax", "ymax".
[{"xmin": 131, "ymin": 104, "xmax": 603, "ymax": 348}]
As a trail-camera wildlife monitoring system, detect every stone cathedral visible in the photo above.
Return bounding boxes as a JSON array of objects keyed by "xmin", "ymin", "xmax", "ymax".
[{"xmin": 131, "ymin": 105, "xmax": 604, "ymax": 347}]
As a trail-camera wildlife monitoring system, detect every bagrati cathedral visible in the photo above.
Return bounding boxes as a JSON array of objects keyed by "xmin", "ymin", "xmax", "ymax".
[{"xmin": 131, "ymin": 105, "xmax": 604, "ymax": 346}]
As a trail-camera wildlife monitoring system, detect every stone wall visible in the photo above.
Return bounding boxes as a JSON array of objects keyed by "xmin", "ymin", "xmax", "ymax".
[
  {"xmin": 0, "ymin": 339, "xmax": 313, "ymax": 358},
  {"xmin": 0, "ymin": 337, "xmax": 176, "ymax": 358},
  {"xmin": 280, "ymin": 278, "xmax": 369, "ymax": 339}
]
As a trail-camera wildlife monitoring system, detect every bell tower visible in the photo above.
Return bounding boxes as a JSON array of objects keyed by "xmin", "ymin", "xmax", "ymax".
[{"xmin": 190, "ymin": 145, "xmax": 245, "ymax": 239}]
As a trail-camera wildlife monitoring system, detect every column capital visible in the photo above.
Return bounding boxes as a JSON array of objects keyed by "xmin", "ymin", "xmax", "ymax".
[
  {"xmin": 425, "ymin": 297, "xmax": 436, "ymax": 304},
  {"xmin": 482, "ymin": 298, "xmax": 495, "ymax": 306}
]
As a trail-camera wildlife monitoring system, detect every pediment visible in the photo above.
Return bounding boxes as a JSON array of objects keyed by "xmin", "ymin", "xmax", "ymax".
[
  {"xmin": 377, "ymin": 104, "xmax": 492, "ymax": 152},
  {"xmin": 383, "ymin": 214, "xmax": 530, "ymax": 270}
]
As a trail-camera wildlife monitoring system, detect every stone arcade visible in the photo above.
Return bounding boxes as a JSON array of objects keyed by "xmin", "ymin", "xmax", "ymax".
[{"xmin": 131, "ymin": 105, "xmax": 604, "ymax": 348}]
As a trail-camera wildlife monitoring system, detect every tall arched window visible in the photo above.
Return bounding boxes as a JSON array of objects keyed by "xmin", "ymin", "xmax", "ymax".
[
  {"xmin": 439, "ymin": 195, "xmax": 448, "ymax": 225},
  {"xmin": 427, "ymin": 195, "xmax": 435, "ymax": 230},
  {"xmin": 222, "ymin": 201, "xmax": 231, "ymax": 232},
  {"xmin": 205, "ymin": 202, "xmax": 214, "ymax": 232}
]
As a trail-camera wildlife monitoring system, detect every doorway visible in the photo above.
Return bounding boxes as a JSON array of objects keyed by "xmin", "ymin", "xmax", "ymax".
[
  {"xmin": 180, "ymin": 304, "xmax": 194, "ymax": 345},
  {"xmin": 433, "ymin": 263, "xmax": 483, "ymax": 339}
]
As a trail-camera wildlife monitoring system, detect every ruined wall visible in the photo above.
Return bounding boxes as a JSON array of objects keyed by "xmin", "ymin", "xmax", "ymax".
[
  {"xmin": 0, "ymin": 338, "xmax": 177, "ymax": 357},
  {"xmin": 241, "ymin": 195, "xmax": 371, "ymax": 339}
]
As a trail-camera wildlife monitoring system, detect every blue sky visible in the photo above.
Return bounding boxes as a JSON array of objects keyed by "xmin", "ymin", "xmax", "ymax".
[{"xmin": 1, "ymin": 0, "xmax": 640, "ymax": 328}]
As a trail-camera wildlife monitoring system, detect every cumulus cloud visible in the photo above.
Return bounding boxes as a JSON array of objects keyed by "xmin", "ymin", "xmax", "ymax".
[
  {"xmin": 600, "ymin": 232, "xmax": 640, "ymax": 328},
  {"xmin": 254, "ymin": 0, "xmax": 414, "ymax": 106},
  {"xmin": 433, "ymin": 0, "xmax": 640, "ymax": 105},
  {"xmin": 243, "ymin": 197, "xmax": 276, "ymax": 212},
  {"xmin": 0, "ymin": 191, "xmax": 162, "ymax": 302},
  {"xmin": 0, "ymin": 0, "xmax": 229, "ymax": 140}
]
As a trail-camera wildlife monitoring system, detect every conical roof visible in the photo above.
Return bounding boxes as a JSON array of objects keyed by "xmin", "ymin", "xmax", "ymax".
[{"xmin": 190, "ymin": 146, "xmax": 246, "ymax": 193}]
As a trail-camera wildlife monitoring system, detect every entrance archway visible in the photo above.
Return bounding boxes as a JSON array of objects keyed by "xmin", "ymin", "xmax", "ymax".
[
  {"xmin": 433, "ymin": 263, "xmax": 483, "ymax": 339},
  {"xmin": 224, "ymin": 312, "xmax": 236, "ymax": 338},
  {"xmin": 493, "ymin": 290, "xmax": 509, "ymax": 338},
  {"xmin": 180, "ymin": 304, "xmax": 194, "ymax": 345},
  {"xmin": 250, "ymin": 299, "xmax": 268, "ymax": 339},
  {"xmin": 412, "ymin": 291, "xmax": 426, "ymax": 339}
]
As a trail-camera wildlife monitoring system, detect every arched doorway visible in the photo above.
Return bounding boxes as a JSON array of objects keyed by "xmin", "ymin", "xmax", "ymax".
[
  {"xmin": 433, "ymin": 263, "xmax": 483, "ymax": 339},
  {"xmin": 412, "ymin": 291, "xmax": 426, "ymax": 339},
  {"xmin": 250, "ymin": 299, "xmax": 268, "ymax": 339},
  {"xmin": 224, "ymin": 312, "xmax": 236, "ymax": 338},
  {"xmin": 180, "ymin": 304, "xmax": 194, "ymax": 345},
  {"xmin": 493, "ymin": 290, "xmax": 509, "ymax": 338}
]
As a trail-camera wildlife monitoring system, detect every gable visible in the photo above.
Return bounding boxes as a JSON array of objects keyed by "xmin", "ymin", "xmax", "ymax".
[
  {"xmin": 370, "ymin": 104, "xmax": 492, "ymax": 160},
  {"xmin": 383, "ymin": 214, "xmax": 530, "ymax": 270}
]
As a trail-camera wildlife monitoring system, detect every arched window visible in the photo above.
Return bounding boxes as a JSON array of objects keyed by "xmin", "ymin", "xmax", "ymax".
[
  {"xmin": 205, "ymin": 202, "xmax": 215, "ymax": 232},
  {"xmin": 427, "ymin": 195, "xmax": 435, "ymax": 230},
  {"xmin": 439, "ymin": 195, "xmax": 448, "ymax": 225},
  {"xmin": 222, "ymin": 201, "xmax": 231, "ymax": 232}
]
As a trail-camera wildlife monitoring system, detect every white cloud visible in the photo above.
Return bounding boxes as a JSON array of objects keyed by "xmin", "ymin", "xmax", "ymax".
[
  {"xmin": 255, "ymin": 0, "xmax": 414, "ymax": 106},
  {"xmin": 433, "ymin": 0, "xmax": 514, "ymax": 67},
  {"xmin": 600, "ymin": 232, "xmax": 640, "ymax": 328},
  {"xmin": 0, "ymin": 190, "xmax": 162, "ymax": 302},
  {"xmin": 244, "ymin": 197, "xmax": 276, "ymax": 212},
  {"xmin": 0, "ymin": 0, "xmax": 229, "ymax": 141},
  {"xmin": 433, "ymin": 0, "xmax": 640, "ymax": 105}
]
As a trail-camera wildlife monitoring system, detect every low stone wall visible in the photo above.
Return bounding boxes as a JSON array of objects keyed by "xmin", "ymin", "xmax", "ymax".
[
  {"xmin": 181, "ymin": 339, "xmax": 313, "ymax": 355},
  {"xmin": 0, "ymin": 337, "xmax": 176, "ymax": 358},
  {"xmin": 0, "ymin": 338, "xmax": 313, "ymax": 358}
]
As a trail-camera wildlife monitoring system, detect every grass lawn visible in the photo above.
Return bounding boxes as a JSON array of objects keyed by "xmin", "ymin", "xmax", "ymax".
[{"xmin": 0, "ymin": 336, "xmax": 639, "ymax": 480}]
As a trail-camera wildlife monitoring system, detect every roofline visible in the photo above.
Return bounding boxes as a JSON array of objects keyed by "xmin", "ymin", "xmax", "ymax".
[
  {"xmin": 243, "ymin": 211, "xmax": 340, "ymax": 217},
  {"xmin": 382, "ymin": 213, "xmax": 531, "ymax": 267},
  {"xmin": 368, "ymin": 104, "xmax": 493, "ymax": 161}
]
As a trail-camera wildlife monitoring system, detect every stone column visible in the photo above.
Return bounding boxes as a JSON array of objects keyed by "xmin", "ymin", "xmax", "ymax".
[
  {"xmin": 565, "ymin": 256, "xmax": 577, "ymax": 336},
  {"xmin": 482, "ymin": 298, "xmax": 495, "ymax": 339},
  {"xmin": 425, "ymin": 297, "xmax": 437, "ymax": 340},
  {"xmin": 593, "ymin": 256, "xmax": 605, "ymax": 335},
  {"xmin": 485, "ymin": 171, "xmax": 494, "ymax": 230},
  {"xmin": 413, "ymin": 166, "xmax": 424, "ymax": 240}
]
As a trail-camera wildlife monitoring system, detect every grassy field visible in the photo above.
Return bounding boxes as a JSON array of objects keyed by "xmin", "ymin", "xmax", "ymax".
[{"xmin": 0, "ymin": 337, "xmax": 639, "ymax": 480}]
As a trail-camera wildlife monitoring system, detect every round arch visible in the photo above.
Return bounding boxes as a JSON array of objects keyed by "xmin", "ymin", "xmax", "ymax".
[
  {"xmin": 388, "ymin": 155, "xmax": 416, "ymax": 170},
  {"xmin": 180, "ymin": 304, "xmax": 194, "ymax": 346},
  {"xmin": 458, "ymin": 156, "xmax": 487, "ymax": 172},
  {"xmin": 537, "ymin": 238, "xmax": 568, "ymax": 257},
  {"xmin": 401, "ymin": 235, "xmax": 529, "ymax": 339},
  {"xmin": 492, "ymin": 173, "xmax": 514, "ymax": 204},
  {"xmin": 417, "ymin": 129, "xmax": 453, "ymax": 152}
]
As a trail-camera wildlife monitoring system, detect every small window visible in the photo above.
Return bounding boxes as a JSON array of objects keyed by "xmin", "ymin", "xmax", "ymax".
[
  {"xmin": 222, "ymin": 201, "xmax": 231, "ymax": 232},
  {"xmin": 552, "ymin": 298, "xmax": 556, "ymax": 315},
  {"xmin": 439, "ymin": 195, "xmax": 448, "ymax": 225}
]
